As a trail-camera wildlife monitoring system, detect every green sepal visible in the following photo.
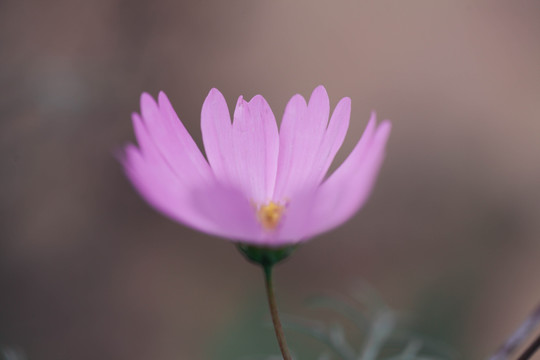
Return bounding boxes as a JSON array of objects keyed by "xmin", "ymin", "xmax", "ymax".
[{"xmin": 237, "ymin": 243, "xmax": 297, "ymax": 267}]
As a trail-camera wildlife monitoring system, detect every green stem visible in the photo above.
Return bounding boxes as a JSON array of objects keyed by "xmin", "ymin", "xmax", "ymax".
[{"xmin": 263, "ymin": 264, "xmax": 292, "ymax": 360}]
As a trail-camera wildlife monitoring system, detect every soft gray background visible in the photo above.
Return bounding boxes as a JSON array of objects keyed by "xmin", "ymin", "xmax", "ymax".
[{"xmin": 1, "ymin": 1, "xmax": 540, "ymax": 359}]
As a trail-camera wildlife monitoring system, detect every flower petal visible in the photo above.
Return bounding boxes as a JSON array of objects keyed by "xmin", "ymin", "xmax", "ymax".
[
  {"xmin": 311, "ymin": 96, "xmax": 351, "ymax": 184},
  {"xmin": 308, "ymin": 85, "xmax": 330, "ymax": 133},
  {"xmin": 157, "ymin": 92, "xmax": 213, "ymax": 184},
  {"xmin": 124, "ymin": 125, "xmax": 262, "ymax": 240},
  {"xmin": 189, "ymin": 182, "xmax": 263, "ymax": 241},
  {"xmin": 272, "ymin": 188, "xmax": 318, "ymax": 246},
  {"xmin": 137, "ymin": 93, "xmax": 213, "ymax": 185},
  {"xmin": 122, "ymin": 116, "xmax": 216, "ymax": 232},
  {"xmin": 273, "ymin": 88, "xmax": 329, "ymax": 200},
  {"xmin": 307, "ymin": 114, "xmax": 391, "ymax": 237},
  {"xmin": 201, "ymin": 88, "xmax": 235, "ymax": 184},
  {"xmin": 231, "ymin": 95, "xmax": 279, "ymax": 203}
]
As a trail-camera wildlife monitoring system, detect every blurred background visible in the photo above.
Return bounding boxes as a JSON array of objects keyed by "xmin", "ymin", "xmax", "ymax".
[{"xmin": 1, "ymin": 0, "xmax": 540, "ymax": 359}]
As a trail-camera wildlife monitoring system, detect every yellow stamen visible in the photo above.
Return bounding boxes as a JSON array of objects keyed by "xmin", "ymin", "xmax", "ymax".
[{"xmin": 257, "ymin": 202, "xmax": 285, "ymax": 231}]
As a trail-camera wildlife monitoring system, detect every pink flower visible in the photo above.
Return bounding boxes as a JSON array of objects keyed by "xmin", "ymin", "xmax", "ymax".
[{"xmin": 121, "ymin": 86, "xmax": 391, "ymax": 248}]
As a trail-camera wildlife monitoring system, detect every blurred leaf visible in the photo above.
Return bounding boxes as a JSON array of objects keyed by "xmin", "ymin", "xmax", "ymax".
[
  {"xmin": 282, "ymin": 316, "xmax": 355, "ymax": 360},
  {"xmin": 306, "ymin": 296, "xmax": 370, "ymax": 332},
  {"xmin": 0, "ymin": 346, "xmax": 25, "ymax": 360},
  {"xmin": 283, "ymin": 288, "xmax": 456, "ymax": 360},
  {"xmin": 209, "ymin": 287, "xmax": 456, "ymax": 360},
  {"xmin": 360, "ymin": 310, "xmax": 396, "ymax": 360}
]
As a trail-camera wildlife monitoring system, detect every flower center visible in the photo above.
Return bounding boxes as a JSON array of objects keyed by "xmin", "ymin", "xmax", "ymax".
[{"xmin": 257, "ymin": 201, "xmax": 285, "ymax": 231}]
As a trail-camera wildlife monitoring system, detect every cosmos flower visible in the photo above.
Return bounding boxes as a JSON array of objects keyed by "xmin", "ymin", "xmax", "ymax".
[{"xmin": 121, "ymin": 86, "xmax": 391, "ymax": 248}]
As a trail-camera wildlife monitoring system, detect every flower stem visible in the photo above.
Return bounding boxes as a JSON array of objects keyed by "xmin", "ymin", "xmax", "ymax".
[{"xmin": 263, "ymin": 264, "xmax": 292, "ymax": 360}]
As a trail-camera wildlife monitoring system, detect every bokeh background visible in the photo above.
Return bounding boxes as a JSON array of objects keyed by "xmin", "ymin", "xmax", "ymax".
[{"xmin": 1, "ymin": 1, "xmax": 540, "ymax": 359}]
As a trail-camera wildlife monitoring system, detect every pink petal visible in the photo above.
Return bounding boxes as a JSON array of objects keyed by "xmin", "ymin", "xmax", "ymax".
[
  {"xmin": 123, "ymin": 137, "xmax": 262, "ymax": 240},
  {"xmin": 157, "ymin": 92, "xmax": 213, "ymax": 184},
  {"xmin": 306, "ymin": 115, "xmax": 391, "ymax": 237},
  {"xmin": 201, "ymin": 88, "xmax": 235, "ymax": 184},
  {"xmin": 124, "ymin": 94, "xmax": 264, "ymax": 240},
  {"xmin": 137, "ymin": 93, "xmax": 213, "ymax": 185},
  {"xmin": 122, "ymin": 136, "xmax": 216, "ymax": 234},
  {"xmin": 307, "ymin": 85, "xmax": 330, "ymax": 137},
  {"xmin": 189, "ymin": 182, "xmax": 263, "ymax": 242},
  {"xmin": 311, "ymin": 96, "xmax": 351, "ymax": 183},
  {"xmin": 231, "ymin": 95, "xmax": 279, "ymax": 203},
  {"xmin": 271, "ymin": 188, "xmax": 318, "ymax": 246},
  {"xmin": 273, "ymin": 88, "xmax": 329, "ymax": 200}
]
